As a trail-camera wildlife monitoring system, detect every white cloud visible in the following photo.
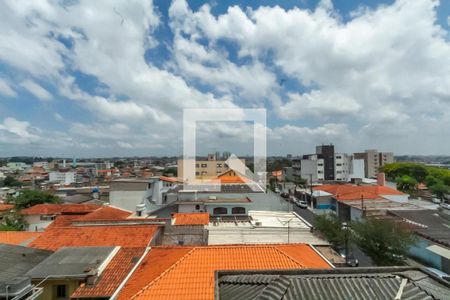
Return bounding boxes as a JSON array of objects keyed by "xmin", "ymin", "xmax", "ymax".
[
  {"xmin": 0, "ymin": 78, "xmax": 16, "ymax": 97},
  {"xmin": 0, "ymin": 0, "xmax": 450, "ymax": 155},
  {"xmin": 0, "ymin": 117, "xmax": 40, "ymax": 143},
  {"xmin": 20, "ymin": 80, "xmax": 52, "ymax": 101}
]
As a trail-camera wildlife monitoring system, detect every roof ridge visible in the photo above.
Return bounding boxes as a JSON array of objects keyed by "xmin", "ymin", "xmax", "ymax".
[
  {"xmin": 273, "ymin": 246, "xmax": 305, "ymax": 268},
  {"xmin": 129, "ymin": 247, "xmax": 198, "ymax": 300}
]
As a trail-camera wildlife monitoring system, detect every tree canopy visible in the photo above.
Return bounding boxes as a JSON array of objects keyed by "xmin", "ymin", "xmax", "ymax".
[
  {"xmin": 351, "ymin": 218, "xmax": 416, "ymax": 266},
  {"xmin": 8, "ymin": 190, "xmax": 60, "ymax": 209},
  {"xmin": 314, "ymin": 214, "xmax": 416, "ymax": 266}
]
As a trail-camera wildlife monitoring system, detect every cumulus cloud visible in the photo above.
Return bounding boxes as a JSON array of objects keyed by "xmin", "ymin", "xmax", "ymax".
[{"xmin": 0, "ymin": 0, "xmax": 449, "ymax": 155}]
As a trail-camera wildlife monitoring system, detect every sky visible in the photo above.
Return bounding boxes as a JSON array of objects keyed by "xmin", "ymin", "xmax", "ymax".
[{"xmin": 0, "ymin": 0, "xmax": 449, "ymax": 157}]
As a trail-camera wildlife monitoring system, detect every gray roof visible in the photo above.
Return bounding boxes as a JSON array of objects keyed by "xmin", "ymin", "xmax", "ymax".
[
  {"xmin": 216, "ymin": 267, "xmax": 450, "ymax": 300},
  {"xmin": 389, "ymin": 210, "xmax": 450, "ymax": 247},
  {"xmin": 25, "ymin": 246, "xmax": 116, "ymax": 279},
  {"xmin": 168, "ymin": 184, "xmax": 264, "ymax": 194},
  {"xmin": 0, "ymin": 244, "xmax": 52, "ymax": 282}
]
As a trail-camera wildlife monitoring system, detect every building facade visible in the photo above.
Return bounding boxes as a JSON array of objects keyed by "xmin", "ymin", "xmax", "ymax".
[
  {"xmin": 354, "ymin": 149, "xmax": 394, "ymax": 178},
  {"xmin": 177, "ymin": 154, "xmax": 246, "ymax": 179}
]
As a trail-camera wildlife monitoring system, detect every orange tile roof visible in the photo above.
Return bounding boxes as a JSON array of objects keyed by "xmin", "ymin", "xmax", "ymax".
[
  {"xmin": 159, "ymin": 176, "xmax": 180, "ymax": 183},
  {"xmin": 119, "ymin": 244, "xmax": 331, "ymax": 300},
  {"xmin": 173, "ymin": 213, "xmax": 210, "ymax": 226},
  {"xmin": 28, "ymin": 225, "xmax": 160, "ymax": 251},
  {"xmin": 313, "ymin": 184, "xmax": 404, "ymax": 201},
  {"xmin": 117, "ymin": 247, "xmax": 193, "ymax": 300},
  {"xmin": 21, "ymin": 204, "xmax": 100, "ymax": 215},
  {"xmin": 75, "ymin": 206, "xmax": 132, "ymax": 222},
  {"xmin": 71, "ymin": 247, "xmax": 145, "ymax": 298},
  {"xmin": 0, "ymin": 231, "xmax": 42, "ymax": 246},
  {"xmin": 0, "ymin": 204, "xmax": 14, "ymax": 212},
  {"xmin": 45, "ymin": 215, "xmax": 80, "ymax": 229}
]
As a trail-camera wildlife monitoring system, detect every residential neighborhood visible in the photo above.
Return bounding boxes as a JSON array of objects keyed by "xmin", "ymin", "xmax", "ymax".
[{"xmin": 1, "ymin": 0, "xmax": 450, "ymax": 299}]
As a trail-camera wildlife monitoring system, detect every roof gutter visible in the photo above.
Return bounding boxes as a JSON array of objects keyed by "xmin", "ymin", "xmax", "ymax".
[
  {"xmin": 109, "ymin": 226, "xmax": 161, "ymax": 300},
  {"xmin": 109, "ymin": 246, "xmax": 152, "ymax": 300}
]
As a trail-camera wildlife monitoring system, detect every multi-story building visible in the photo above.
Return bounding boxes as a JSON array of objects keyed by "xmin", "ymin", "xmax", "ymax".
[
  {"xmin": 177, "ymin": 154, "xmax": 246, "ymax": 179},
  {"xmin": 315, "ymin": 144, "xmax": 335, "ymax": 181},
  {"xmin": 354, "ymin": 149, "xmax": 394, "ymax": 178},
  {"xmin": 334, "ymin": 153, "xmax": 350, "ymax": 181},
  {"xmin": 49, "ymin": 171, "xmax": 76, "ymax": 185}
]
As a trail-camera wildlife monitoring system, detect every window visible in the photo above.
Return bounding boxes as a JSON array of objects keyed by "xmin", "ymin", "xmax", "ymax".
[
  {"xmin": 40, "ymin": 215, "xmax": 56, "ymax": 221},
  {"xmin": 195, "ymin": 163, "xmax": 199, "ymax": 168},
  {"xmin": 56, "ymin": 285, "xmax": 66, "ymax": 298},
  {"xmin": 195, "ymin": 204, "xmax": 200, "ymax": 210},
  {"xmin": 231, "ymin": 207, "xmax": 245, "ymax": 214},
  {"xmin": 318, "ymin": 163, "xmax": 323, "ymax": 166},
  {"xmin": 195, "ymin": 172, "xmax": 199, "ymax": 176},
  {"xmin": 201, "ymin": 171, "xmax": 207, "ymax": 175},
  {"xmin": 216, "ymin": 163, "xmax": 222, "ymax": 167},
  {"xmin": 336, "ymin": 156, "xmax": 342, "ymax": 159},
  {"xmin": 336, "ymin": 163, "xmax": 342, "ymax": 166},
  {"xmin": 213, "ymin": 207, "xmax": 227, "ymax": 215},
  {"xmin": 201, "ymin": 164, "xmax": 207, "ymax": 168},
  {"xmin": 318, "ymin": 171, "xmax": 323, "ymax": 174}
]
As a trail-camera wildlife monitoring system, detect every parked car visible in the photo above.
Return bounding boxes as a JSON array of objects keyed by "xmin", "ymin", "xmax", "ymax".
[
  {"xmin": 340, "ymin": 252, "xmax": 359, "ymax": 267},
  {"xmin": 280, "ymin": 192, "xmax": 290, "ymax": 199},
  {"xmin": 297, "ymin": 200, "xmax": 308, "ymax": 209}
]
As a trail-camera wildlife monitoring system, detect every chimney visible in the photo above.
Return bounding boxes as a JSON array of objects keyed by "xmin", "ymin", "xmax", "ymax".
[{"xmin": 377, "ymin": 172, "xmax": 386, "ymax": 186}]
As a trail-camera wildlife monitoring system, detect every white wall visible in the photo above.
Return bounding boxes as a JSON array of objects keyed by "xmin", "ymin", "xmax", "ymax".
[
  {"xmin": 110, "ymin": 190, "xmax": 147, "ymax": 212},
  {"xmin": 24, "ymin": 215, "xmax": 53, "ymax": 232},
  {"xmin": 382, "ymin": 194, "xmax": 409, "ymax": 203},
  {"xmin": 350, "ymin": 158, "xmax": 365, "ymax": 179}
]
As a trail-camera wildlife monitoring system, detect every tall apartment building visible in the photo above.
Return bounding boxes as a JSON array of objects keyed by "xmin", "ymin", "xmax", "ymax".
[
  {"xmin": 315, "ymin": 144, "xmax": 335, "ymax": 181},
  {"xmin": 177, "ymin": 154, "xmax": 246, "ymax": 179},
  {"xmin": 334, "ymin": 153, "xmax": 350, "ymax": 181},
  {"xmin": 292, "ymin": 155, "xmax": 325, "ymax": 183},
  {"xmin": 354, "ymin": 149, "xmax": 394, "ymax": 178}
]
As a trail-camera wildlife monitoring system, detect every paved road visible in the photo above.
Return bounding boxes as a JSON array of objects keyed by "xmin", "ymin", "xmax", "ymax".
[{"xmin": 292, "ymin": 205, "xmax": 316, "ymax": 225}]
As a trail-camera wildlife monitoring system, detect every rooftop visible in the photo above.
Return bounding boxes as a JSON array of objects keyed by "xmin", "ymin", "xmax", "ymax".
[
  {"xmin": 0, "ymin": 244, "xmax": 52, "ymax": 282},
  {"xmin": 169, "ymin": 183, "xmax": 264, "ymax": 194},
  {"xmin": 71, "ymin": 247, "xmax": 145, "ymax": 298},
  {"xmin": 28, "ymin": 225, "xmax": 160, "ymax": 251},
  {"xmin": 389, "ymin": 210, "xmax": 450, "ymax": 248},
  {"xmin": 216, "ymin": 267, "xmax": 450, "ymax": 300},
  {"xmin": 0, "ymin": 204, "xmax": 14, "ymax": 212},
  {"xmin": 206, "ymin": 211, "xmax": 327, "ymax": 245},
  {"xmin": 26, "ymin": 246, "xmax": 117, "ymax": 279},
  {"xmin": 118, "ymin": 244, "xmax": 331, "ymax": 300},
  {"xmin": 0, "ymin": 231, "xmax": 42, "ymax": 246},
  {"xmin": 75, "ymin": 206, "xmax": 132, "ymax": 222},
  {"xmin": 20, "ymin": 203, "xmax": 100, "ymax": 215},
  {"xmin": 313, "ymin": 184, "xmax": 405, "ymax": 201},
  {"xmin": 173, "ymin": 212, "xmax": 210, "ymax": 226}
]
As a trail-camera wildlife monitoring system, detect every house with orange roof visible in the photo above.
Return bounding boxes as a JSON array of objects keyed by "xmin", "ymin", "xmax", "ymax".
[
  {"xmin": 0, "ymin": 231, "xmax": 42, "ymax": 246},
  {"xmin": 20, "ymin": 203, "xmax": 101, "ymax": 231},
  {"xmin": 0, "ymin": 203, "xmax": 14, "ymax": 220},
  {"xmin": 116, "ymin": 244, "xmax": 332, "ymax": 300},
  {"xmin": 312, "ymin": 184, "xmax": 412, "ymax": 221},
  {"xmin": 28, "ymin": 224, "xmax": 161, "ymax": 251},
  {"xmin": 172, "ymin": 212, "xmax": 210, "ymax": 226}
]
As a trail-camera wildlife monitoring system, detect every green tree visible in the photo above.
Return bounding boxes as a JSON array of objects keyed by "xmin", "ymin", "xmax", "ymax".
[
  {"xmin": 0, "ymin": 210, "xmax": 28, "ymax": 231},
  {"xmin": 351, "ymin": 218, "xmax": 416, "ymax": 266},
  {"xmin": 395, "ymin": 175, "xmax": 417, "ymax": 193},
  {"xmin": 429, "ymin": 180, "xmax": 449, "ymax": 201},
  {"xmin": 10, "ymin": 190, "xmax": 60, "ymax": 209},
  {"xmin": 314, "ymin": 214, "xmax": 346, "ymax": 248},
  {"xmin": 163, "ymin": 167, "xmax": 177, "ymax": 177},
  {"xmin": 3, "ymin": 175, "xmax": 21, "ymax": 187}
]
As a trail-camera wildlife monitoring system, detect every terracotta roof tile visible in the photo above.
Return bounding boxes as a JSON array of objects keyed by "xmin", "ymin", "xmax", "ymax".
[
  {"xmin": 0, "ymin": 204, "xmax": 14, "ymax": 212},
  {"xmin": 45, "ymin": 215, "xmax": 80, "ymax": 229},
  {"xmin": 173, "ymin": 213, "xmax": 209, "ymax": 226},
  {"xmin": 28, "ymin": 225, "xmax": 160, "ymax": 251},
  {"xmin": 0, "ymin": 231, "xmax": 42, "ymax": 246},
  {"xmin": 117, "ymin": 247, "xmax": 194, "ymax": 300},
  {"xmin": 21, "ymin": 204, "xmax": 100, "ymax": 215},
  {"xmin": 314, "ymin": 184, "xmax": 404, "ymax": 201},
  {"xmin": 75, "ymin": 206, "xmax": 132, "ymax": 222},
  {"xmin": 71, "ymin": 247, "xmax": 145, "ymax": 298},
  {"xmin": 119, "ymin": 244, "xmax": 331, "ymax": 300}
]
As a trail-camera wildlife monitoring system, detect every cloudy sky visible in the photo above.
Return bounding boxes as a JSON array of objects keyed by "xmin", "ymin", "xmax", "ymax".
[{"xmin": 0, "ymin": 0, "xmax": 449, "ymax": 157}]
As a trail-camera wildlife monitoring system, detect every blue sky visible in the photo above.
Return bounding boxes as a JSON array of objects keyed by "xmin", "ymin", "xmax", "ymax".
[{"xmin": 0, "ymin": 0, "xmax": 449, "ymax": 157}]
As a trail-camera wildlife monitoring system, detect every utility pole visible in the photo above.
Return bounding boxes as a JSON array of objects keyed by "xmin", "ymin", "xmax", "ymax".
[{"xmin": 361, "ymin": 194, "xmax": 365, "ymax": 217}]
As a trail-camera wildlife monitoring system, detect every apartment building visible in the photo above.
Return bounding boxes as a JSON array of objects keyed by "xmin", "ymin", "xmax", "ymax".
[
  {"xmin": 354, "ymin": 149, "xmax": 394, "ymax": 178},
  {"xmin": 49, "ymin": 171, "xmax": 76, "ymax": 185},
  {"xmin": 177, "ymin": 154, "xmax": 246, "ymax": 179},
  {"xmin": 334, "ymin": 153, "xmax": 350, "ymax": 181},
  {"xmin": 292, "ymin": 155, "xmax": 325, "ymax": 183},
  {"xmin": 315, "ymin": 144, "xmax": 335, "ymax": 181}
]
